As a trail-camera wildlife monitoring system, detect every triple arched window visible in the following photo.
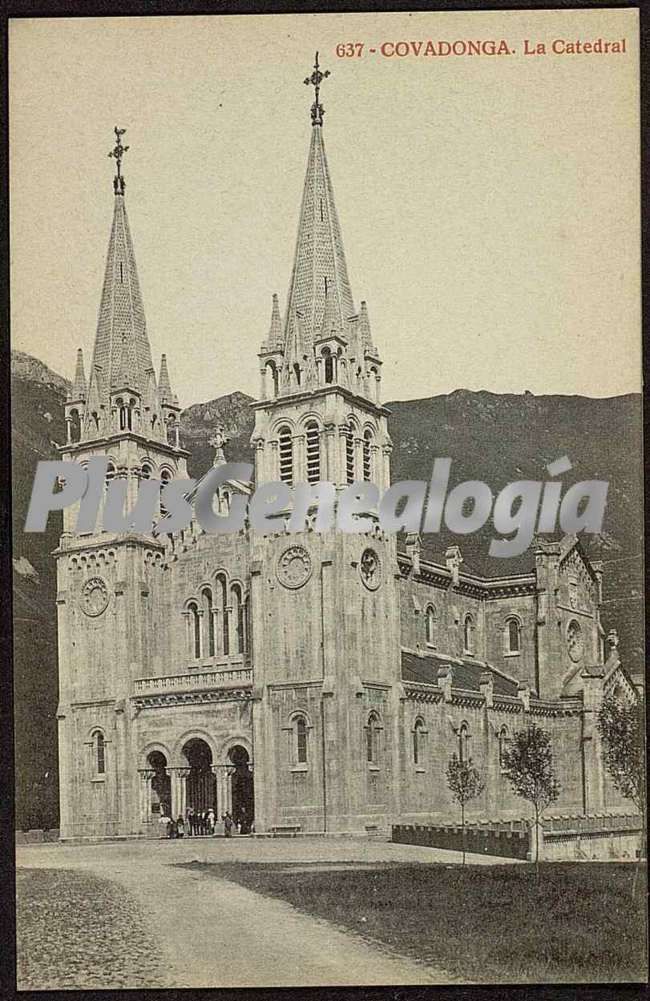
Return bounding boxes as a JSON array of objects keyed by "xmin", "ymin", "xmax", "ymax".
[{"xmin": 186, "ymin": 576, "xmax": 248, "ymax": 661}]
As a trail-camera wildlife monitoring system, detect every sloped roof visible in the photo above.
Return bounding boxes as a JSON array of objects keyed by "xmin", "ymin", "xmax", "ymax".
[{"xmin": 401, "ymin": 649, "xmax": 520, "ymax": 697}]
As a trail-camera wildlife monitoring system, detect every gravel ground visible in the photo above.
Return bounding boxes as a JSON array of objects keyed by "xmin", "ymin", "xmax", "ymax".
[{"xmin": 16, "ymin": 868, "xmax": 165, "ymax": 990}]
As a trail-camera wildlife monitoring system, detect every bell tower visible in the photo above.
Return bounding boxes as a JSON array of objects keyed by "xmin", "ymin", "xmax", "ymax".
[
  {"xmin": 251, "ymin": 53, "xmax": 392, "ymax": 492},
  {"xmin": 250, "ymin": 58, "xmax": 401, "ymax": 835},
  {"xmin": 55, "ymin": 128, "xmax": 188, "ymax": 839}
]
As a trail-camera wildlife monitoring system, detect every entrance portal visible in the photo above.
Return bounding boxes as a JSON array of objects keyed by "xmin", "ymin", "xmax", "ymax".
[
  {"xmin": 229, "ymin": 745, "xmax": 254, "ymax": 833},
  {"xmin": 182, "ymin": 738, "xmax": 216, "ymax": 813}
]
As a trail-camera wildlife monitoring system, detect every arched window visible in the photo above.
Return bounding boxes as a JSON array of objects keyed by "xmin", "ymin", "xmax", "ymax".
[
  {"xmin": 201, "ymin": 586, "xmax": 215, "ymax": 657},
  {"xmin": 232, "ymin": 583, "xmax": 245, "ymax": 655},
  {"xmin": 69, "ymin": 409, "xmax": 81, "ymax": 443},
  {"xmin": 498, "ymin": 725, "xmax": 510, "ymax": 771},
  {"xmin": 293, "ymin": 362, "xmax": 301, "ymax": 386},
  {"xmin": 265, "ymin": 361, "xmax": 279, "ymax": 399},
  {"xmin": 366, "ymin": 712, "xmax": 381, "ymax": 765},
  {"xmin": 322, "ymin": 347, "xmax": 334, "ymax": 384},
  {"xmin": 140, "ymin": 462, "xmax": 152, "ymax": 480},
  {"xmin": 506, "ymin": 617, "xmax": 521, "ymax": 654},
  {"xmin": 413, "ymin": 718, "xmax": 426, "ymax": 766},
  {"xmin": 106, "ymin": 462, "xmax": 116, "ymax": 488},
  {"xmin": 345, "ymin": 421, "xmax": 355, "ymax": 484},
  {"xmin": 369, "ymin": 366, "xmax": 379, "ymax": 402},
  {"xmin": 567, "ymin": 619, "xmax": 584, "ymax": 663},
  {"xmin": 463, "ymin": 614, "xmax": 475, "ymax": 654},
  {"xmin": 118, "ymin": 400, "xmax": 133, "ymax": 431},
  {"xmin": 458, "ymin": 721, "xmax": 470, "ymax": 763},
  {"xmin": 278, "ymin": 426, "xmax": 293, "ymax": 486},
  {"xmin": 93, "ymin": 730, "xmax": 105, "ymax": 776},
  {"xmin": 160, "ymin": 469, "xmax": 172, "ymax": 518},
  {"xmin": 216, "ymin": 574, "xmax": 229, "ymax": 656},
  {"xmin": 426, "ymin": 605, "xmax": 436, "ymax": 646},
  {"xmin": 294, "ymin": 714, "xmax": 308, "ymax": 765},
  {"xmin": 305, "ymin": 421, "xmax": 321, "ymax": 483},
  {"xmin": 187, "ymin": 601, "xmax": 201, "ymax": 660},
  {"xmin": 362, "ymin": 429, "xmax": 373, "ymax": 482}
]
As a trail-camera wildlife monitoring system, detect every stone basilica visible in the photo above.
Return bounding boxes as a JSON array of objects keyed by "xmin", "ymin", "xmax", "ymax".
[{"xmin": 55, "ymin": 61, "xmax": 634, "ymax": 840}]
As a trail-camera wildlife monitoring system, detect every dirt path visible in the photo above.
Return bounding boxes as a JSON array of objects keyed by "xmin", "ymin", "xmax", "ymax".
[{"xmin": 18, "ymin": 841, "xmax": 459, "ymax": 987}]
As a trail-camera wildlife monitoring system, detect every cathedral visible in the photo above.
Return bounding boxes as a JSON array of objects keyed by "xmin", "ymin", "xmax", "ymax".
[{"xmin": 55, "ymin": 58, "xmax": 633, "ymax": 840}]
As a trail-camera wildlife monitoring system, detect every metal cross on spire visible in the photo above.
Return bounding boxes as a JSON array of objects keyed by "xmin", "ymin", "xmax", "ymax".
[
  {"xmin": 108, "ymin": 126, "xmax": 129, "ymax": 195},
  {"xmin": 304, "ymin": 51, "xmax": 330, "ymax": 126}
]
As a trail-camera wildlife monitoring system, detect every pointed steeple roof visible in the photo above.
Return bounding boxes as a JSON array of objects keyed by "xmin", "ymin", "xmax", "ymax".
[
  {"xmin": 265, "ymin": 293, "xmax": 283, "ymax": 349},
  {"xmin": 83, "ymin": 130, "xmax": 155, "ymax": 435},
  {"xmin": 70, "ymin": 348, "xmax": 87, "ymax": 401},
  {"xmin": 282, "ymin": 113, "xmax": 355, "ymax": 359},
  {"xmin": 158, "ymin": 353, "xmax": 174, "ymax": 405}
]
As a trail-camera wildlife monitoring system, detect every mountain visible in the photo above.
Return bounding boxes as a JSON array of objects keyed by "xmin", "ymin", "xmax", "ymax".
[{"xmin": 10, "ymin": 349, "xmax": 644, "ymax": 828}]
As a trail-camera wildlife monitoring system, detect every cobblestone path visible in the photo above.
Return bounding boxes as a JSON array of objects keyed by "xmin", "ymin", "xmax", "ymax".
[{"xmin": 16, "ymin": 868, "xmax": 165, "ymax": 990}]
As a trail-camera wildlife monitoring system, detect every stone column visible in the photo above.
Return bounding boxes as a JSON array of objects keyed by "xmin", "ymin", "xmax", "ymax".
[
  {"xmin": 138, "ymin": 769, "xmax": 155, "ymax": 826},
  {"xmin": 167, "ymin": 767, "xmax": 191, "ymax": 819},
  {"xmin": 353, "ymin": 437, "xmax": 363, "ymax": 481},
  {"xmin": 293, "ymin": 433, "xmax": 306, "ymax": 482}
]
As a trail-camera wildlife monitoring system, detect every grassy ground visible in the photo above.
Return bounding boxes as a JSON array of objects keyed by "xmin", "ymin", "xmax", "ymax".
[
  {"xmin": 190, "ymin": 860, "xmax": 648, "ymax": 984},
  {"xmin": 16, "ymin": 868, "xmax": 165, "ymax": 990}
]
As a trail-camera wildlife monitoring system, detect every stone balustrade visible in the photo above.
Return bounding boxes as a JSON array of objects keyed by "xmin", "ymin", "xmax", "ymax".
[{"xmin": 134, "ymin": 667, "xmax": 253, "ymax": 694}]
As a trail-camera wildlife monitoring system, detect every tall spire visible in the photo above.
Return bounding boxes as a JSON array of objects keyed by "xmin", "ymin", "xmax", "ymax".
[
  {"xmin": 70, "ymin": 348, "xmax": 87, "ymax": 401},
  {"xmin": 158, "ymin": 353, "xmax": 175, "ymax": 405},
  {"xmin": 83, "ymin": 127, "xmax": 157, "ymax": 438},
  {"xmin": 282, "ymin": 55, "xmax": 354, "ymax": 364}
]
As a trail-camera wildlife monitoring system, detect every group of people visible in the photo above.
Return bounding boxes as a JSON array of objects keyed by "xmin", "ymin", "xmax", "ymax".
[{"xmin": 157, "ymin": 805, "xmax": 252, "ymax": 839}]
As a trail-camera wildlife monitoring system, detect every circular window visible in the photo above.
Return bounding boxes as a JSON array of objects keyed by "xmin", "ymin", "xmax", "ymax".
[
  {"xmin": 567, "ymin": 619, "xmax": 584, "ymax": 663},
  {"xmin": 81, "ymin": 577, "xmax": 109, "ymax": 617},
  {"xmin": 277, "ymin": 545, "xmax": 312, "ymax": 589},
  {"xmin": 359, "ymin": 548, "xmax": 382, "ymax": 590}
]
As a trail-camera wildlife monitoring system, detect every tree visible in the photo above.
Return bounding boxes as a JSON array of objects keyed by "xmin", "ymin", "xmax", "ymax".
[
  {"xmin": 446, "ymin": 753, "xmax": 484, "ymax": 865},
  {"xmin": 502, "ymin": 723, "xmax": 560, "ymax": 875},
  {"xmin": 597, "ymin": 692, "xmax": 646, "ymax": 855}
]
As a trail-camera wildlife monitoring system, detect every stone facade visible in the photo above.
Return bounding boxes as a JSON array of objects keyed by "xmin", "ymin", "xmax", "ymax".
[{"xmin": 55, "ymin": 89, "xmax": 635, "ymax": 841}]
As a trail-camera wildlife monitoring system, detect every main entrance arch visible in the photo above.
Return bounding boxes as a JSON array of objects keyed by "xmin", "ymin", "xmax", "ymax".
[
  {"xmin": 182, "ymin": 738, "xmax": 216, "ymax": 813},
  {"xmin": 229, "ymin": 745, "xmax": 254, "ymax": 833}
]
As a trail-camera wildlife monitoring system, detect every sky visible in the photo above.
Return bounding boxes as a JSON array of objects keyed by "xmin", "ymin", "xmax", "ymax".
[{"xmin": 9, "ymin": 9, "xmax": 640, "ymax": 408}]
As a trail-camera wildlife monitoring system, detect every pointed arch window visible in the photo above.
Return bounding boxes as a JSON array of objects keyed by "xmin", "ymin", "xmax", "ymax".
[
  {"xmin": 345, "ymin": 421, "xmax": 355, "ymax": 484},
  {"xmin": 187, "ymin": 601, "xmax": 201, "ymax": 660},
  {"xmin": 216, "ymin": 573, "xmax": 229, "ymax": 656},
  {"xmin": 458, "ymin": 721, "xmax": 470, "ymax": 763},
  {"xmin": 322, "ymin": 347, "xmax": 334, "ymax": 385},
  {"xmin": 413, "ymin": 717, "xmax": 427, "ymax": 766},
  {"xmin": 160, "ymin": 469, "xmax": 172, "ymax": 518},
  {"xmin": 69, "ymin": 409, "xmax": 81, "ymax": 444},
  {"xmin": 498, "ymin": 725, "xmax": 511, "ymax": 772},
  {"xmin": 366, "ymin": 712, "xmax": 382, "ymax": 766},
  {"xmin": 265, "ymin": 361, "xmax": 279, "ymax": 399},
  {"xmin": 293, "ymin": 362, "xmax": 302, "ymax": 386},
  {"xmin": 231, "ymin": 583, "xmax": 245, "ymax": 655},
  {"xmin": 92, "ymin": 730, "xmax": 105, "ymax": 776},
  {"xmin": 278, "ymin": 426, "xmax": 293, "ymax": 486},
  {"xmin": 306, "ymin": 421, "xmax": 321, "ymax": 484},
  {"xmin": 362, "ymin": 429, "xmax": 373, "ymax": 482},
  {"xmin": 463, "ymin": 614, "xmax": 475, "ymax": 655},
  {"xmin": 201, "ymin": 586, "xmax": 215, "ymax": 657},
  {"xmin": 425, "ymin": 605, "xmax": 436, "ymax": 647},
  {"xmin": 140, "ymin": 462, "xmax": 152, "ymax": 480},
  {"xmin": 506, "ymin": 617, "xmax": 521, "ymax": 654}
]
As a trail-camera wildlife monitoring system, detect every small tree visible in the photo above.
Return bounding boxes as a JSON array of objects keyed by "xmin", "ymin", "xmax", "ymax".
[
  {"xmin": 597, "ymin": 692, "xmax": 646, "ymax": 854},
  {"xmin": 446, "ymin": 753, "xmax": 484, "ymax": 864},
  {"xmin": 502, "ymin": 723, "xmax": 560, "ymax": 876}
]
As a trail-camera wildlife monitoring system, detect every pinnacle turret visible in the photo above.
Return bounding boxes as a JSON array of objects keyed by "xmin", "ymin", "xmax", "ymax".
[{"xmin": 70, "ymin": 348, "xmax": 87, "ymax": 402}]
